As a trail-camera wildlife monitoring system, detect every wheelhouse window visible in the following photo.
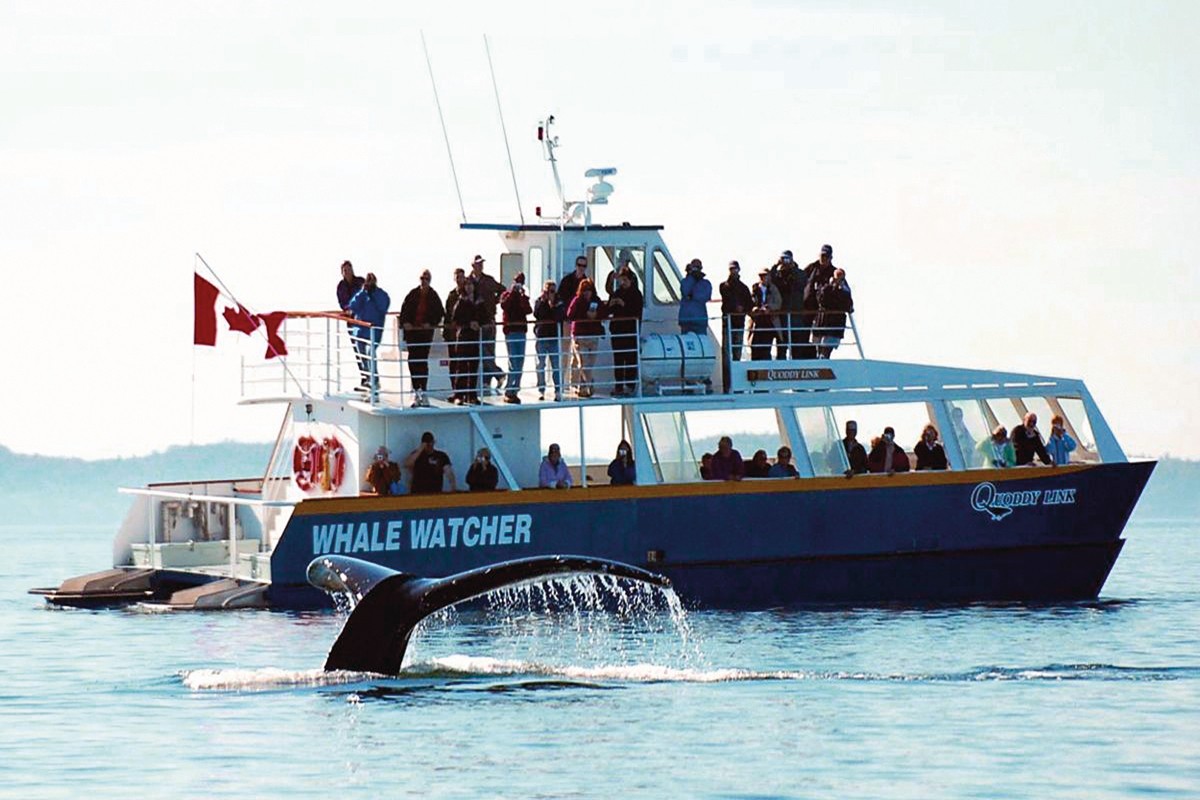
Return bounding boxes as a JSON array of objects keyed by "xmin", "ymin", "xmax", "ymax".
[
  {"xmin": 651, "ymin": 248, "xmax": 682, "ymax": 305},
  {"xmin": 588, "ymin": 246, "xmax": 646, "ymax": 297}
]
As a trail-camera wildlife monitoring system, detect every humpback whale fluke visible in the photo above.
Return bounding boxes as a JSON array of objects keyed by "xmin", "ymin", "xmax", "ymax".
[{"xmin": 307, "ymin": 555, "xmax": 672, "ymax": 676}]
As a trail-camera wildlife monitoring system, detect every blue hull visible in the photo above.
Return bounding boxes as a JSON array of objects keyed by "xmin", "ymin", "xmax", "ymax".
[{"xmin": 268, "ymin": 461, "xmax": 1153, "ymax": 609}]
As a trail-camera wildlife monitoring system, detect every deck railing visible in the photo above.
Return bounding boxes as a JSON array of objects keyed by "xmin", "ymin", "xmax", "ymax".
[{"xmin": 239, "ymin": 310, "xmax": 863, "ymax": 407}]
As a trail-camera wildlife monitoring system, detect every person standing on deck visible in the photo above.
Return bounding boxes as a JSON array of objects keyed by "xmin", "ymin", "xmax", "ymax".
[
  {"xmin": 797, "ymin": 244, "xmax": 836, "ymax": 359},
  {"xmin": 566, "ymin": 279, "xmax": 607, "ymax": 398},
  {"xmin": 443, "ymin": 268, "xmax": 467, "ymax": 401},
  {"xmin": 557, "ymin": 256, "xmax": 590, "ymax": 308},
  {"xmin": 750, "ymin": 268, "xmax": 782, "ymax": 362},
  {"xmin": 469, "ymin": 255, "xmax": 503, "ymax": 394},
  {"xmin": 336, "ymin": 260, "xmax": 365, "ymax": 378},
  {"xmin": 451, "ymin": 279, "xmax": 486, "ymax": 404},
  {"xmin": 814, "ymin": 268, "xmax": 853, "ymax": 359},
  {"xmin": 607, "ymin": 270, "xmax": 643, "ymax": 397},
  {"xmin": 398, "ymin": 269, "xmax": 444, "ymax": 408},
  {"xmin": 533, "ymin": 280, "xmax": 565, "ymax": 401},
  {"xmin": 500, "ymin": 273, "xmax": 532, "ymax": 404},
  {"xmin": 719, "ymin": 260, "xmax": 752, "ymax": 391},
  {"xmin": 678, "ymin": 259, "xmax": 712, "ymax": 335},
  {"xmin": 347, "ymin": 272, "xmax": 390, "ymax": 395},
  {"xmin": 768, "ymin": 250, "xmax": 803, "ymax": 359}
]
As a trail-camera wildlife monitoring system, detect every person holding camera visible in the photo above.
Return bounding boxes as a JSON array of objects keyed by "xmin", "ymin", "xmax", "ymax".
[
  {"xmin": 1045, "ymin": 415, "xmax": 1077, "ymax": 465},
  {"xmin": 678, "ymin": 258, "xmax": 712, "ymax": 335},
  {"xmin": 466, "ymin": 448, "xmax": 500, "ymax": 491}
]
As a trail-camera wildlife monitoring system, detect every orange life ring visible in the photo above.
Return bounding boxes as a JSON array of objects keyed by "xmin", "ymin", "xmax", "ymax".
[
  {"xmin": 293, "ymin": 435, "xmax": 324, "ymax": 493},
  {"xmin": 322, "ymin": 436, "xmax": 346, "ymax": 491}
]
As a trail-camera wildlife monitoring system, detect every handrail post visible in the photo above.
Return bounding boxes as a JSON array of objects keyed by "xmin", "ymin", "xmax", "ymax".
[
  {"xmin": 325, "ymin": 318, "xmax": 332, "ymax": 396},
  {"xmin": 849, "ymin": 313, "xmax": 865, "ymax": 359},
  {"xmin": 228, "ymin": 498, "xmax": 238, "ymax": 578}
]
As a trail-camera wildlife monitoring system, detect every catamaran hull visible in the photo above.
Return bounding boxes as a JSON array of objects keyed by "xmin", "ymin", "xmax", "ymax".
[{"xmin": 267, "ymin": 461, "xmax": 1153, "ymax": 609}]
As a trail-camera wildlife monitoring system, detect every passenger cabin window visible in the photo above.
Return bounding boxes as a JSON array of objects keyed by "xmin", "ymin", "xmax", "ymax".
[
  {"xmin": 948, "ymin": 399, "xmax": 991, "ymax": 468},
  {"xmin": 796, "ymin": 407, "xmax": 846, "ymax": 477},
  {"xmin": 642, "ymin": 411, "xmax": 697, "ymax": 482},
  {"xmin": 651, "ymin": 248, "xmax": 682, "ymax": 305},
  {"xmin": 1055, "ymin": 396, "xmax": 1100, "ymax": 462}
]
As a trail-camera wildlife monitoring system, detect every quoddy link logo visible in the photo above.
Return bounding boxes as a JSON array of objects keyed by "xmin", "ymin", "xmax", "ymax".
[{"xmin": 970, "ymin": 482, "xmax": 1077, "ymax": 522}]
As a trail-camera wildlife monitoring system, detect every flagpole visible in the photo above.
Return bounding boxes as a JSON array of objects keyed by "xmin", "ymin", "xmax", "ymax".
[{"xmin": 195, "ymin": 252, "xmax": 313, "ymax": 399}]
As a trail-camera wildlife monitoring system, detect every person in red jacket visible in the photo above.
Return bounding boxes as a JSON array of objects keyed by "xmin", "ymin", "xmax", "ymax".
[
  {"xmin": 566, "ymin": 279, "xmax": 607, "ymax": 398},
  {"xmin": 867, "ymin": 427, "xmax": 911, "ymax": 475}
]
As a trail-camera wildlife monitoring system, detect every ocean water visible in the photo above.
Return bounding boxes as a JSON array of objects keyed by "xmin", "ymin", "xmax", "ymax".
[{"xmin": 2, "ymin": 517, "xmax": 1198, "ymax": 799}]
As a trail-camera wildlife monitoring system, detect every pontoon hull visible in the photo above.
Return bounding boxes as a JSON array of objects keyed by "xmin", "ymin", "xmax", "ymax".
[{"xmin": 266, "ymin": 460, "xmax": 1153, "ymax": 609}]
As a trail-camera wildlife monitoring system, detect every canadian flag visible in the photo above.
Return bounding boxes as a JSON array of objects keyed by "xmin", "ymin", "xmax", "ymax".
[{"xmin": 193, "ymin": 272, "xmax": 288, "ymax": 358}]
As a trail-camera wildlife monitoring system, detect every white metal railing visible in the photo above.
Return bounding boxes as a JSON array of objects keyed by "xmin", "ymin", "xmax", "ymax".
[
  {"xmin": 120, "ymin": 486, "xmax": 295, "ymax": 578},
  {"xmin": 239, "ymin": 310, "xmax": 870, "ymax": 407}
]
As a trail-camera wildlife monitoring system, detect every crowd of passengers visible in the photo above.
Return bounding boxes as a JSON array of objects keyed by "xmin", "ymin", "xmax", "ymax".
[
  {"xmin": 700, "ymin": 411, "xmax": 1077, "ymax": 480},
  {"xmin": 361, "ymin": 432, "xmax": 639, "ymax": 496},
  {"xmin": 361, "ymin": 410, "xmax": 1078, "ymax": 496},
  {"xmin": 333, "ymin": 243, "xmax": 854, "ymax": 406}
]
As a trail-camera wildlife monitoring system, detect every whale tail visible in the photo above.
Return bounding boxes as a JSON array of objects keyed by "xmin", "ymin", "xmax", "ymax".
[
  {"xmin": 985, "ymin": 504, "xmax": 1013, "ymax": 522},
  {"xmin": 307, "ymin": 555, "xmax": 671, "ymax": 676}
]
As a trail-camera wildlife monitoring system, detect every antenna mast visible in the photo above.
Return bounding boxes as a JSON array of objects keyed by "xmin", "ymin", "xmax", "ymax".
[
  {"xmin": 421, "ymin": 31, "xmax": 467, "ymax": 224},
  {"xmin": 484, "ymin": 35, "xmax": 525, "ymax": 226},
  {"xmin": 538, "ymin": 115, "xmax": 567, "ymax": 219}
]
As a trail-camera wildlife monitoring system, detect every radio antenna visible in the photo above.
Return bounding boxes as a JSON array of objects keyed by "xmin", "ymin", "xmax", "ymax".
[
  {"xmin": 420, "ymin": 31, "xmax": 467, "ymax": 224},
  {"xmin": 484, "ymin": 34, "xmax": 525, "ymax": 226}
]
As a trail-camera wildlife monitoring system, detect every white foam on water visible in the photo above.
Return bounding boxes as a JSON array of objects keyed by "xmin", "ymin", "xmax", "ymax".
[
  {"xmin": 181, "ymin": 667, "xmax": 372, "ymax": 691},
  {"xmin": 421, "ymin": 654, "xmax": 807, "ymax": 683}
]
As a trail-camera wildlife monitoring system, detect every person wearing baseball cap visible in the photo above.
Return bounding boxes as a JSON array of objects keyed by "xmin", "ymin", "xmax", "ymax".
[
  {"xmin": 678, "ymin": 258, "xmax": 712, "ymax": 336},
  {"xmin": 799, "ymin": 244, "xmax": 838, "ymax": 359},
  {"xmin": 469, "ymin": 254, "xmax": 503, "ymax": 393}
]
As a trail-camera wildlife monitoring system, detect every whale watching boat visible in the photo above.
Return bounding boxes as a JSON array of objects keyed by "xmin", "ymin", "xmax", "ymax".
[{"xmin": 33, "ymin": 119, "xmax": 1154, "ymax": 610}]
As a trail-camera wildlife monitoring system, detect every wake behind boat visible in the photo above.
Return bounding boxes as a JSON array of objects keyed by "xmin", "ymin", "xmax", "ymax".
[{"xmin": 32, "ymin": 118, "xmax": 1153, "ymax": 611}]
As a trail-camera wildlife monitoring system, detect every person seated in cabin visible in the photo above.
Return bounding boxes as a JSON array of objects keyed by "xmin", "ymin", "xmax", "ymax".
[
  {"xmin": 709, "ymin": 436, "xmax": 745, "ymax": 481},
  {"xmin": 566, "ymin": 279, "xmax": 607, "ymax": 398},
  {"xmin": 398, "ymin": 269, "xmax": 444, "ymax": 408},
  {"xmin": 404, "ymin": 431, "xmax": 458, "ymax": 493},
  {"xmin": 1045, "ymin": 414, "xmax": 1077, "ymax": 465},
  {"xmin": 767, "ymin": 446, "xmax": 800, "ymax": 478},
  {"xmin": 607, "ymin": 440, "xmax": 636, "ymax": 485},
  {"xmin": 842, "ymin": 420, "xmax": 869, "ymax": 476},
  {"xmin": 744, "ymin": 449, "xmax": 772, "ymax": 478},
  {"xmin": 1011, "ymin": 412, "xmax": 1052, "ymax": 466},
  {"xmin": 867, "ymin": 427, "xmax": 911, "ymax": 475},
  {"xmin": 814, "ymin": 268, "xmax": 853, "ymax": 359},
  {"xmin": 913, "ymin": 424, "xmax": 949, "ymax": 470},
  {"xmin": 678, "ymin": 259, "xmax": 712, "ymax": 336},
  {"xmin": 978, "ymin": 425, "xmax": 1015, "ymax": 468},
  {"xmin": 466, "ymin": 448, "xmax": 499, "ymax": 491},
  {"xmin": 499, "ymin": 273, "xmax": 532, "ymax": 404},
  {"xmin": 699, "ymin": 452, "xmax": 714, "ymax": 480},
  {"xmin": 533, "ymin": 280, "xmax": 565, "ymax": 402},
  {"xmin": 607, "ymin": 270, "xmax": 644, "ymax": 397},
  {"xmin": 539, "ymin": 443, "xmax": 572, "ymax": 489},
  {"xmin": 363, "ymin": 445, "xmax": 403, "ymax": 496}
]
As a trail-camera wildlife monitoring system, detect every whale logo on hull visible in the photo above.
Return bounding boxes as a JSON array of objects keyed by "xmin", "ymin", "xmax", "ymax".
[
  {"xmin": 307, "ymin": 555, "xmax": 671, "ymax": 676},
  {"xmin": 971, "ymin": 482, "xmax": 1014, "ymax": 521}
]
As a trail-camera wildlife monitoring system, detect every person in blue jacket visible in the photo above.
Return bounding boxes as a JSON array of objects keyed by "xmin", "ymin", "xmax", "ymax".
[
  {"xmin": 348, "ymin": 272, "xmax": 391, "ymax": 395},
  {"xmin": 678, "ymin": 259, "xmax": 712, "ymax": 335}
]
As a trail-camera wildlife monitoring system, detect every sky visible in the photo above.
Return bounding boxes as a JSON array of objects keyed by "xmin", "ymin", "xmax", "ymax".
[{"xmin": 1, "ymin": 1, "xmax": 1197, "ymax": 460}]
